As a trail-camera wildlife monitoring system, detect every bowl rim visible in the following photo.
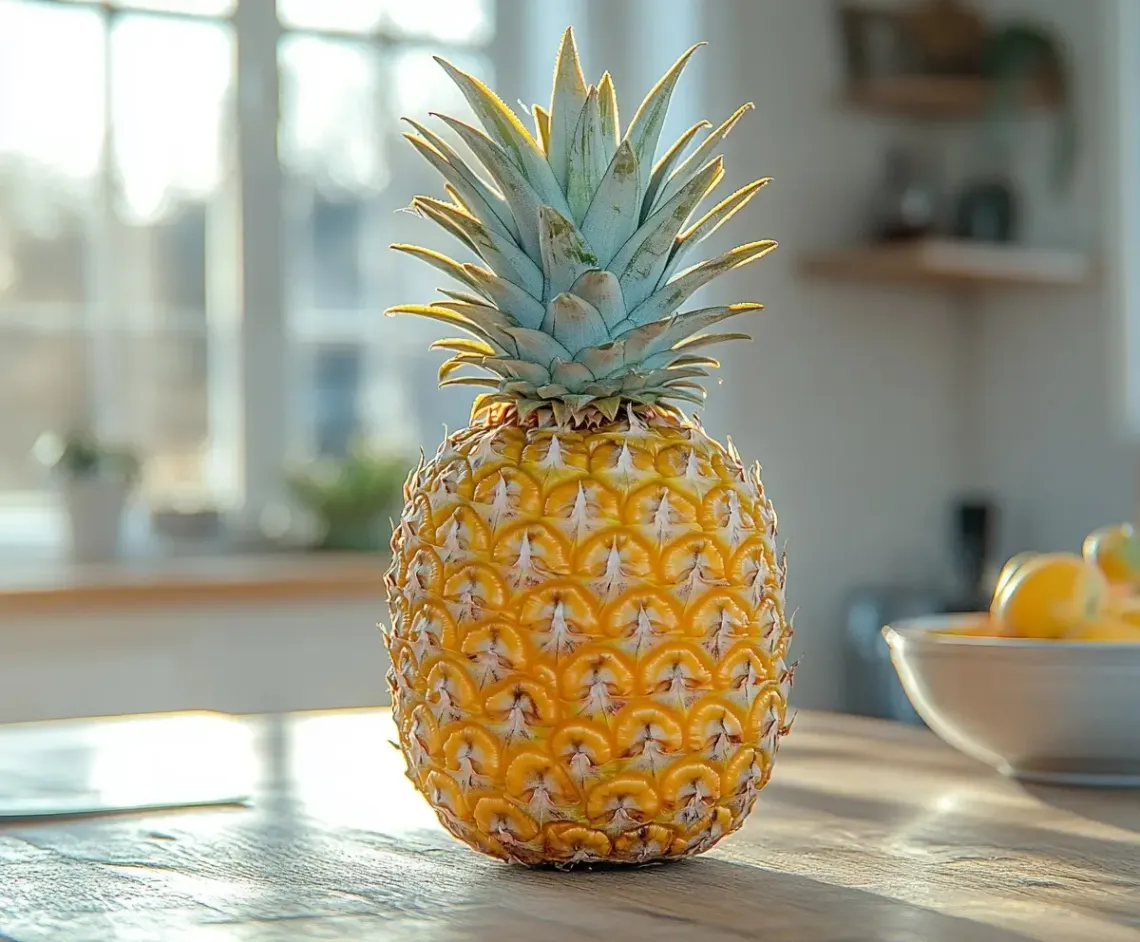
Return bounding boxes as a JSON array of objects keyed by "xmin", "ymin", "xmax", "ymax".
[{"xmin": 882, "ymin": 612, "xmax": 1140, "ymax": 651}]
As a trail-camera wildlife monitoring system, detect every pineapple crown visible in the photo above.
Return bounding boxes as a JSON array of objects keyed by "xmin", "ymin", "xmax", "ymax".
[{"xmin": 387, "ymin": 27, "xmax": 776, "ymax": 427}]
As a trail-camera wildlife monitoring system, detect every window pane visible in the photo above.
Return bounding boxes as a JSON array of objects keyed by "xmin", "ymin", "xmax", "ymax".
[
  {"xmin": 0, "ymin": 329, "xmax": 87, "ymax": 492},
  {"xmin": 108, "ymin": 14, "xmax": 234, "ymax": 321},
  {"xmin": 102, "ymin": 15, "xmax": 233, "ymax": 507},
  {"xmin": 118, "ymin": 331, "xmax": 212, "ymax": 505},
  {"xmin": 278, "ymin": 0, "xmax": 383, "ymax": 34},
  {"xmin": 384, "ymin": 0, "xmax": 492, "ymax": 44},
  {"xmin": 281, "ymin": 37, "xmax": 493, "ymax": 457},
  {"xmin": 112, "ymin": 0, "xmax": 236, "ymax": 15},
  {"xmin": 0, "ymin": 1, "xmax": 103, "ymax": 309}
]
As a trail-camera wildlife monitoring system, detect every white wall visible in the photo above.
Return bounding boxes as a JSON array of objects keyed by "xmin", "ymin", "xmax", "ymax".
[
  {"xmin": 700, "ymin": 1, "xmax": 963, "ymax": 708},
  {"xmin": 0, "ymin": 599, "xmax": 391, "ymax": 725},
  {"xmin": 972, "ymin": 0, "xmax": 1137, "ymax": 560}
]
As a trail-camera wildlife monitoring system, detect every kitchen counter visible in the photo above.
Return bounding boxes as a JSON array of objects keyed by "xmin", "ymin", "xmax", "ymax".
[
  {"xmin": 1, "ymin": 707, "xmax": 1136, "ymax": 941},
  {"xmin": 0, "ymin": 551, "xmax": 387, "ymax": 614}
]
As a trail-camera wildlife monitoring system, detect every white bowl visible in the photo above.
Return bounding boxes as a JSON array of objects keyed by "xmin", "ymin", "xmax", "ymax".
[{"xmin": 882, "ymin": 613, "xmax": 1140, "ymax": 787}]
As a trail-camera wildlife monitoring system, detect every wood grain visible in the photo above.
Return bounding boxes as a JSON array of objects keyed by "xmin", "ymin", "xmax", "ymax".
[
  {"xmin": 799, "ymin": 241, "xmax": 1093, "ymax": 291},
  {"xmin": 0, "ymin": 552, "xmax": 387, "ymax": 615},
  {"xmin": 1, "ymin": 708, "xmax": 1137, "ymax": 942},
  {"xmin": 844, "ymin": 76, "xmax": 1060, "ymax": 119}
]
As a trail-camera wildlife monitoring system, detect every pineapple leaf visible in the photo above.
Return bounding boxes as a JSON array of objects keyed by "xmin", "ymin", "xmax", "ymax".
[
  {"xmin": 550, "ymin": 358, "xmax": 596, "ymax": 391},
  {"xmin": 595, "ymin": 395, "xmax": 623, "ymax": 420},
  {"xmin": 533, "ymin": 104, "xmax": 551, "ymax": 154},
  {"xmin": 412, "ymin": 197, "xmax": 543, "ymax": 298},
  {"xmin": 623, "ymin": 43, "xmax": 705, "ymax": 197},
  {"xmin": 584, "ymin": 377, "xmax": 626, "ymax": 396},
  {"xmin": 404, "ymin": 135, "xmax": 515, "ymax": 241},
  {"xmin": 499, "ymin": 325, "xmax": 574, "ymax": 365},
  {"xmin": 402, "ymin": 120, "xmax": 518, "ymax": 240},
  {"xmin": 664, "ymin": 379, "xmax": 709, "ymax": 393},
  {"xmin": 672, "ymin": 331, "xmax": 753, "ymax": 353},
  {"xmin": 431, "ymin": 113, "xmax": 569, "ymax": 263},
  {"xmin": 629, "ymin": 241, "xmax": 777, "ymax": 325},
  {"xmin": 460, "ymin": 265, "xmax": 546, "ymax": 329},
  {"xmin": 471, "ymin": 392, "xmax": 512, "ymax": 416},
  {"xmin": 430, "ymin": 338, "xmax": 497, "ymax": 356},
  {"xmin": 576, "ymin": 342, "xmax": 626, "ymax": 377},
  {"xmin": 665, "ymin": 178, "xmax": 771, "ymax": 280},
  {"xmin": 536, "ymin": 384, "xmax": 570, "ymax": 399},
  {"xmin": 541, "ymin": 292, "xmax": 610, "ymax": 354},
  {"xmin": 438, "ymin": 356, "xmax": 477, "ymax": 383},
  {"xmin": 432, "ymin": 301, "xmax": 515, "ymax": 331},
  {"xmin": 661, "ymin": 367, "xmax": 710, "ymax": 381},
  {"xmin": 550, "ymin": 399, "xmax": 570, "ymax": 425},
  {"xmin": 597, "ymin": 71, "xmax": 620, "ymax": 161},
  {"xmin": 561, "ymin": 393, "xmax": 595, "ymax": 412},
  {"xmin": 655, "ymin": 103, "xmax": 753, "ymax": 209},
  {"xmin": 567, "ymin": 87, "xmax": 607, "ymax": 224},
  {"xmin": 437, "ymin": 288, "xmax": 490, "ymax": 306},
  {"xmin": 569, "ymin": 269, "xmax": 626, "ymax": 329},
  {"xmin": 642, "ymin": 120, "xmax": 711, "ymax": 222},
  {"xmin": 481, "ymin": 358, "xmax": 552, "ymax": 384},
  {"xmin": 391, "ymin": 244, "xmax": 484, "ymax": 298},
  {"xmin": 609, "ymin": 156, "xmax": 725, "ymax": 312},
  {"xmin": 539, "ymin": 206, "xmax": 600, "ymax": 299},
  {"xmin": 386, "ymin": 304, "xmax": 500, "ymax": 347},
  {"xmin": 580, "ymin": 140, "xmax": 641, "ymax": 268},
  {"xmin": 411, "ymin": 197, "xmax": 479, "ymax": 254},
  {"xmin": 439, "ymin": 375, "xmax": 501, "ymax": 389},
  {"xmin": 515, "ymin": 398, "xmax": 545, "ymax": 421},
  {"xmin": 432, "ymin": 56, "xmax": 561, "ymax": 204},
  {"xmin": 547, "ymin": 27, "xmax": 589, "ymax": 190},
  {"xmin": 647, "ymin": 385, "xmax": 706, "ymax": 405},
  {"xmin": 629, "ymin": 303, "xmax": 765, "ymax": 360}
]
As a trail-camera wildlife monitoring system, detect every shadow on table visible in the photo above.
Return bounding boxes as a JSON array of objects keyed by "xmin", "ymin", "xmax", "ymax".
[
  {"xmin": 1019, "ymin": 782, "xmax": 1140, "ymax": 836},
  {"xmin": 486, "ymin": 856, "xmax": 1039, "ymax": 942}
]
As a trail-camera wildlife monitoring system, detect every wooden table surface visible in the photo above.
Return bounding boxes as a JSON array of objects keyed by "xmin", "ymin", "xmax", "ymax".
[{"xmin": 1, "ymin": 708, "xmax": 1137, "ymax": 942}]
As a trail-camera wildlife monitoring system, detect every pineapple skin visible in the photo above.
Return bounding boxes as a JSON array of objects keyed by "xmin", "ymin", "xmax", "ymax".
[{"xmin": 384, "ymin": 410, "xmax": 792, "ymax": 866}]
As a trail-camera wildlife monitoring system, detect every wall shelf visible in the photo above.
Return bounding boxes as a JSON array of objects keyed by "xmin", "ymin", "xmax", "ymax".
[
  {"xmin": 800, "ymin": 239, "xmax": 1093, "ymax": 290},
  {"xmin": 844, "ymin": 76, "xmax": 1059, "ymax": 119}
]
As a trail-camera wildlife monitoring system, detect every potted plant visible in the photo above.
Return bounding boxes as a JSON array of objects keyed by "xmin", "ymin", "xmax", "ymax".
[
  {"xmin": 981, "ymin": 22, "xmax": 1077, "ymax": 193},
  {"xmin": 286, "ymin": 441, "xmax": 410, "ymax": 552},
  {"xmin": 38, "ymin": 430, "xmax": 140, "ymax": 564}
]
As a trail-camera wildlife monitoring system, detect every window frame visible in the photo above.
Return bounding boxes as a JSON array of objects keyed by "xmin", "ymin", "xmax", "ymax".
[{"xmin": 0, "ymin": 0, "xmax": 518, "ymax": 552}]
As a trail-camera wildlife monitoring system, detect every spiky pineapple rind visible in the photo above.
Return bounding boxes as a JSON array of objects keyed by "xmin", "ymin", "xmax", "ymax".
[{"xmin": 383, "ymin": 412, "xmax": 793, "ymax": 865}]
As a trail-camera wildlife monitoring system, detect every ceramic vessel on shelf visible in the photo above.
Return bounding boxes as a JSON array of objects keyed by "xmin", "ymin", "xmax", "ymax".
[{"xmin": 883, "ymin": 613, "xmax": 1140, "ymax": 787}]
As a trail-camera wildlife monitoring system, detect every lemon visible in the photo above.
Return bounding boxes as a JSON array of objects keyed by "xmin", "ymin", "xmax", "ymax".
[
  {"xmin": 1082, "ymin": 522, "xmax": 1140, "ymax": 586},
  {"xmin": 1065, "ymin": 616, "xmax": 1140, "ymax": 642},
  {"xmin": 991, "ymin": 552, "xmax": 1110, "ymax": 639}
]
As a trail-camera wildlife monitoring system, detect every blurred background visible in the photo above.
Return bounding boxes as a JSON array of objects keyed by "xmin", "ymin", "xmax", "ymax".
[{"xmin": 0, "ymin": 0, "xmax": 1136, "ymax": 724}]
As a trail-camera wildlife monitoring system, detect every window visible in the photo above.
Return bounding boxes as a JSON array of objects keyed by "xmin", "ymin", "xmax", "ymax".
[
  {"xmin": 0, "ymin": 0, "xmax": 495, "ymax": 548},
  {"xmin": 279, "ymin": 0, "xmax": 494, "ymax": 465},
  {"xmin": 0, "ymin": 0, "xmax": 235, "ymax": 528}
]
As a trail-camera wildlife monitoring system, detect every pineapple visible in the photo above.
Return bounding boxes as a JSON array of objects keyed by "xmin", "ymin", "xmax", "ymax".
[{"xmin": 383, "ymin": 28, "xmax": 792, "ymax": 866}]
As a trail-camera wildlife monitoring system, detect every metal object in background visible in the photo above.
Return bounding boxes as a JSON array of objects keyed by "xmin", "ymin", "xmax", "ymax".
[{"xmin": 844, "ymin": 585, "xmax": 946, "ymax": 724}]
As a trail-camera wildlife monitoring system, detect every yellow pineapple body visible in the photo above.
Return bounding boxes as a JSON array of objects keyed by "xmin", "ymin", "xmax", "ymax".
[{"xmin": 385, "ymin": 410, "xmax": 792, "ymax": 865}]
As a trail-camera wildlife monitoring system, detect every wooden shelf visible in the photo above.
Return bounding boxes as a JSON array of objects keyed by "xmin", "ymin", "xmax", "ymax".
[
  {"xmin": 800, "ymin": 239, "xmax": 1093, "ymax": 290},
  {"xmin": 845, "ymin": 76, "xmax": 1059, "ymax": 118}
]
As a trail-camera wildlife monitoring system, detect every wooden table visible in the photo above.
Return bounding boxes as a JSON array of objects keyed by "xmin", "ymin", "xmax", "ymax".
[{"xmin": 1, "ymin": 708, "xmax": 1137, "ymax": 942}]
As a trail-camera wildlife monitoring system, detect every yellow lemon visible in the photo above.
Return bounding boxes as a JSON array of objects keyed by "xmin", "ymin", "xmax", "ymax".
[
  {"xmin": 1105, "ymin": 592, "xmax": 1140, "ymax": 626},
  {"xmin": 990, "ymin": 551, "xmax": 1037, "ymax": 611},
  {"xmin": 992, "ymin": 552, "xmax": 1109, "ymax": 639},
  {"xmin": 1082, "ymin": 523, "xmax": 1140, "ymax": 586},
  {"xmin": 1065, "ymin": 615, "xmax": 1140, "ymax": 642}
]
